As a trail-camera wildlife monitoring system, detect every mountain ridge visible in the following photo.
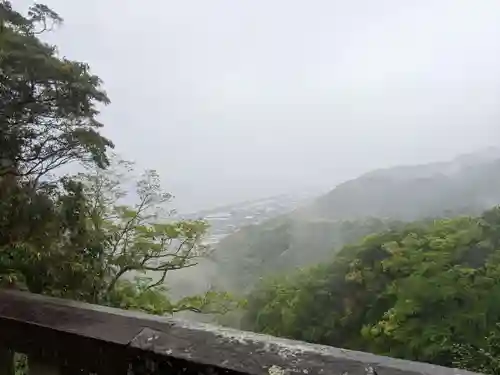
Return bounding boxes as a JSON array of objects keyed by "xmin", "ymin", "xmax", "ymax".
[{"xmin": 209, "ymin": 148, "xmax": 500, "ymax": 293}]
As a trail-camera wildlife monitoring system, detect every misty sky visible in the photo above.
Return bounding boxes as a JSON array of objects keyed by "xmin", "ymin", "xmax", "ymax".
[{"xmin": 18, "ymin": 0, "xmax": 500, "ymax": 212}]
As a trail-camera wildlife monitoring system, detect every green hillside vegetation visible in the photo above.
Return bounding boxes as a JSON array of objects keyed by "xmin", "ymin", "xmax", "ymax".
[
  {"xmin": 243, "ymin": 208, "xmax": 500, "ymax": 374},
  {"xmin": 213, "ymin": 151, "xmax": 500, "ymax": 293},
  {"xmin": 214, "ymin": 216, "xmax": 402, "ymax": 293}
]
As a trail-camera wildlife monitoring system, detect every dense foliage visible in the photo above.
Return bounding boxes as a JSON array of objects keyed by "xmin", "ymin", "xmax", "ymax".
[
  {"xmin": 0, "ymin": 1, "xmax": 112, "ymax": 178},
  {"xmin": 244, "ymin": 208, "xmax": 500, "ymax": 373},
  {"xmin": 0, "ymin": 1, "xmax": 234, "ymax": 315}
]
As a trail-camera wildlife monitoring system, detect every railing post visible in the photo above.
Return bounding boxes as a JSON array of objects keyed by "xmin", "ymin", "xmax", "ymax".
[{"xmin": 0, "ymin": 349, "xmax": 14, "ymax": 375}]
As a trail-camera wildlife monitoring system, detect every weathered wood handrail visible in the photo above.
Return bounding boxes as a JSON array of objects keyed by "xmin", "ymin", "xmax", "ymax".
[{"xmin": 0, "ymin": 290, "xmax": 481, "ymax": 375}]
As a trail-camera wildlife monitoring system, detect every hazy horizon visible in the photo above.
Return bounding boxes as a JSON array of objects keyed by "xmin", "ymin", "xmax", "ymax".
[{"xmin": 17, "ymin": 0, "xmax": 500, "ymax": 212}]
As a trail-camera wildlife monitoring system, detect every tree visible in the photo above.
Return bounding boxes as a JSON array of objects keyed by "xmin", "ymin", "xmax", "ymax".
[
  {"xmin": 243, "ymin": 209, "xmax": 500, "ymax": 374},
  {"xmin": 0, "ymin": 176, "xmax": 100, "ymax": 294},
  {"xmin": 0, "ymin": 2, "xmax": 237, "ymax": 317},
  {"xmin": 74, "ymin": 155, "xmax": 237, "ymax": 314},
  {"xmin": 0, "ymin": 1, "xmax": 113, "ymax": 181},
  {"xmin": 1, "ymin": 154, "xmax": 238, "ymax": 315},
  {"xmin": 452, "ymin": 324, "xmax": 500, "ymax": 375},
  {"xmin": 0, "ymin": 0, "xmax": 112, "ymax": 298}
]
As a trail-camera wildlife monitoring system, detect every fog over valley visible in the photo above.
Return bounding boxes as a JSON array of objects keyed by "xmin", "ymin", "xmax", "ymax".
[{"xmin": 17, "ymin": 0, "xmax": 500, "ymax": 212}]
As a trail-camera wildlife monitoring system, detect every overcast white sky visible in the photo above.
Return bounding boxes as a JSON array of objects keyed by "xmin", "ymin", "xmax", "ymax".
[{"xmin": 18, "ymin": 0, "xmax": 500, "ymax": 211}]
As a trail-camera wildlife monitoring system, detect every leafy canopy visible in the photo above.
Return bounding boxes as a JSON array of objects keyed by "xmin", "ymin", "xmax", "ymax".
[
  {"xmin": 244, "ymin": 208, "xmax": 500, "ymax": 373},
  {"xmin": 0, "ymin": 0, "xmax": 113, "ymax": 181},
  {"xmin": 0, "ymin": 1, "xmax": 237, "ymax": 317}
]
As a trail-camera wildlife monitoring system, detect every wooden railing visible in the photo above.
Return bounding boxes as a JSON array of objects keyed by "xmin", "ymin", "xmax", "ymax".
[{"xmin": 0, "ymin": 290, "xmax": 481, "ymax": 375}]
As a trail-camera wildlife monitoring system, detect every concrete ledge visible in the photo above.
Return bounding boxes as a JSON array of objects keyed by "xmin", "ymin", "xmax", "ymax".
[{"xmin": 0, "ymin": 290, "xmax": 482, "ymax": 375}]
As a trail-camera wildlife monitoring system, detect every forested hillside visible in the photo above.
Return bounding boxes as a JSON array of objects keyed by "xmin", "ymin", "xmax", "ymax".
[
  {"xmin": 308, "ymin": 148, "xmax": 500, "ymax": 220},
  {"xmin": 243, "ymin": 208, "xmax": 500, "ymax": 373},
  {"xmin": 212, "ymin": 149, "xmax": 500, "ymax": 293}
]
